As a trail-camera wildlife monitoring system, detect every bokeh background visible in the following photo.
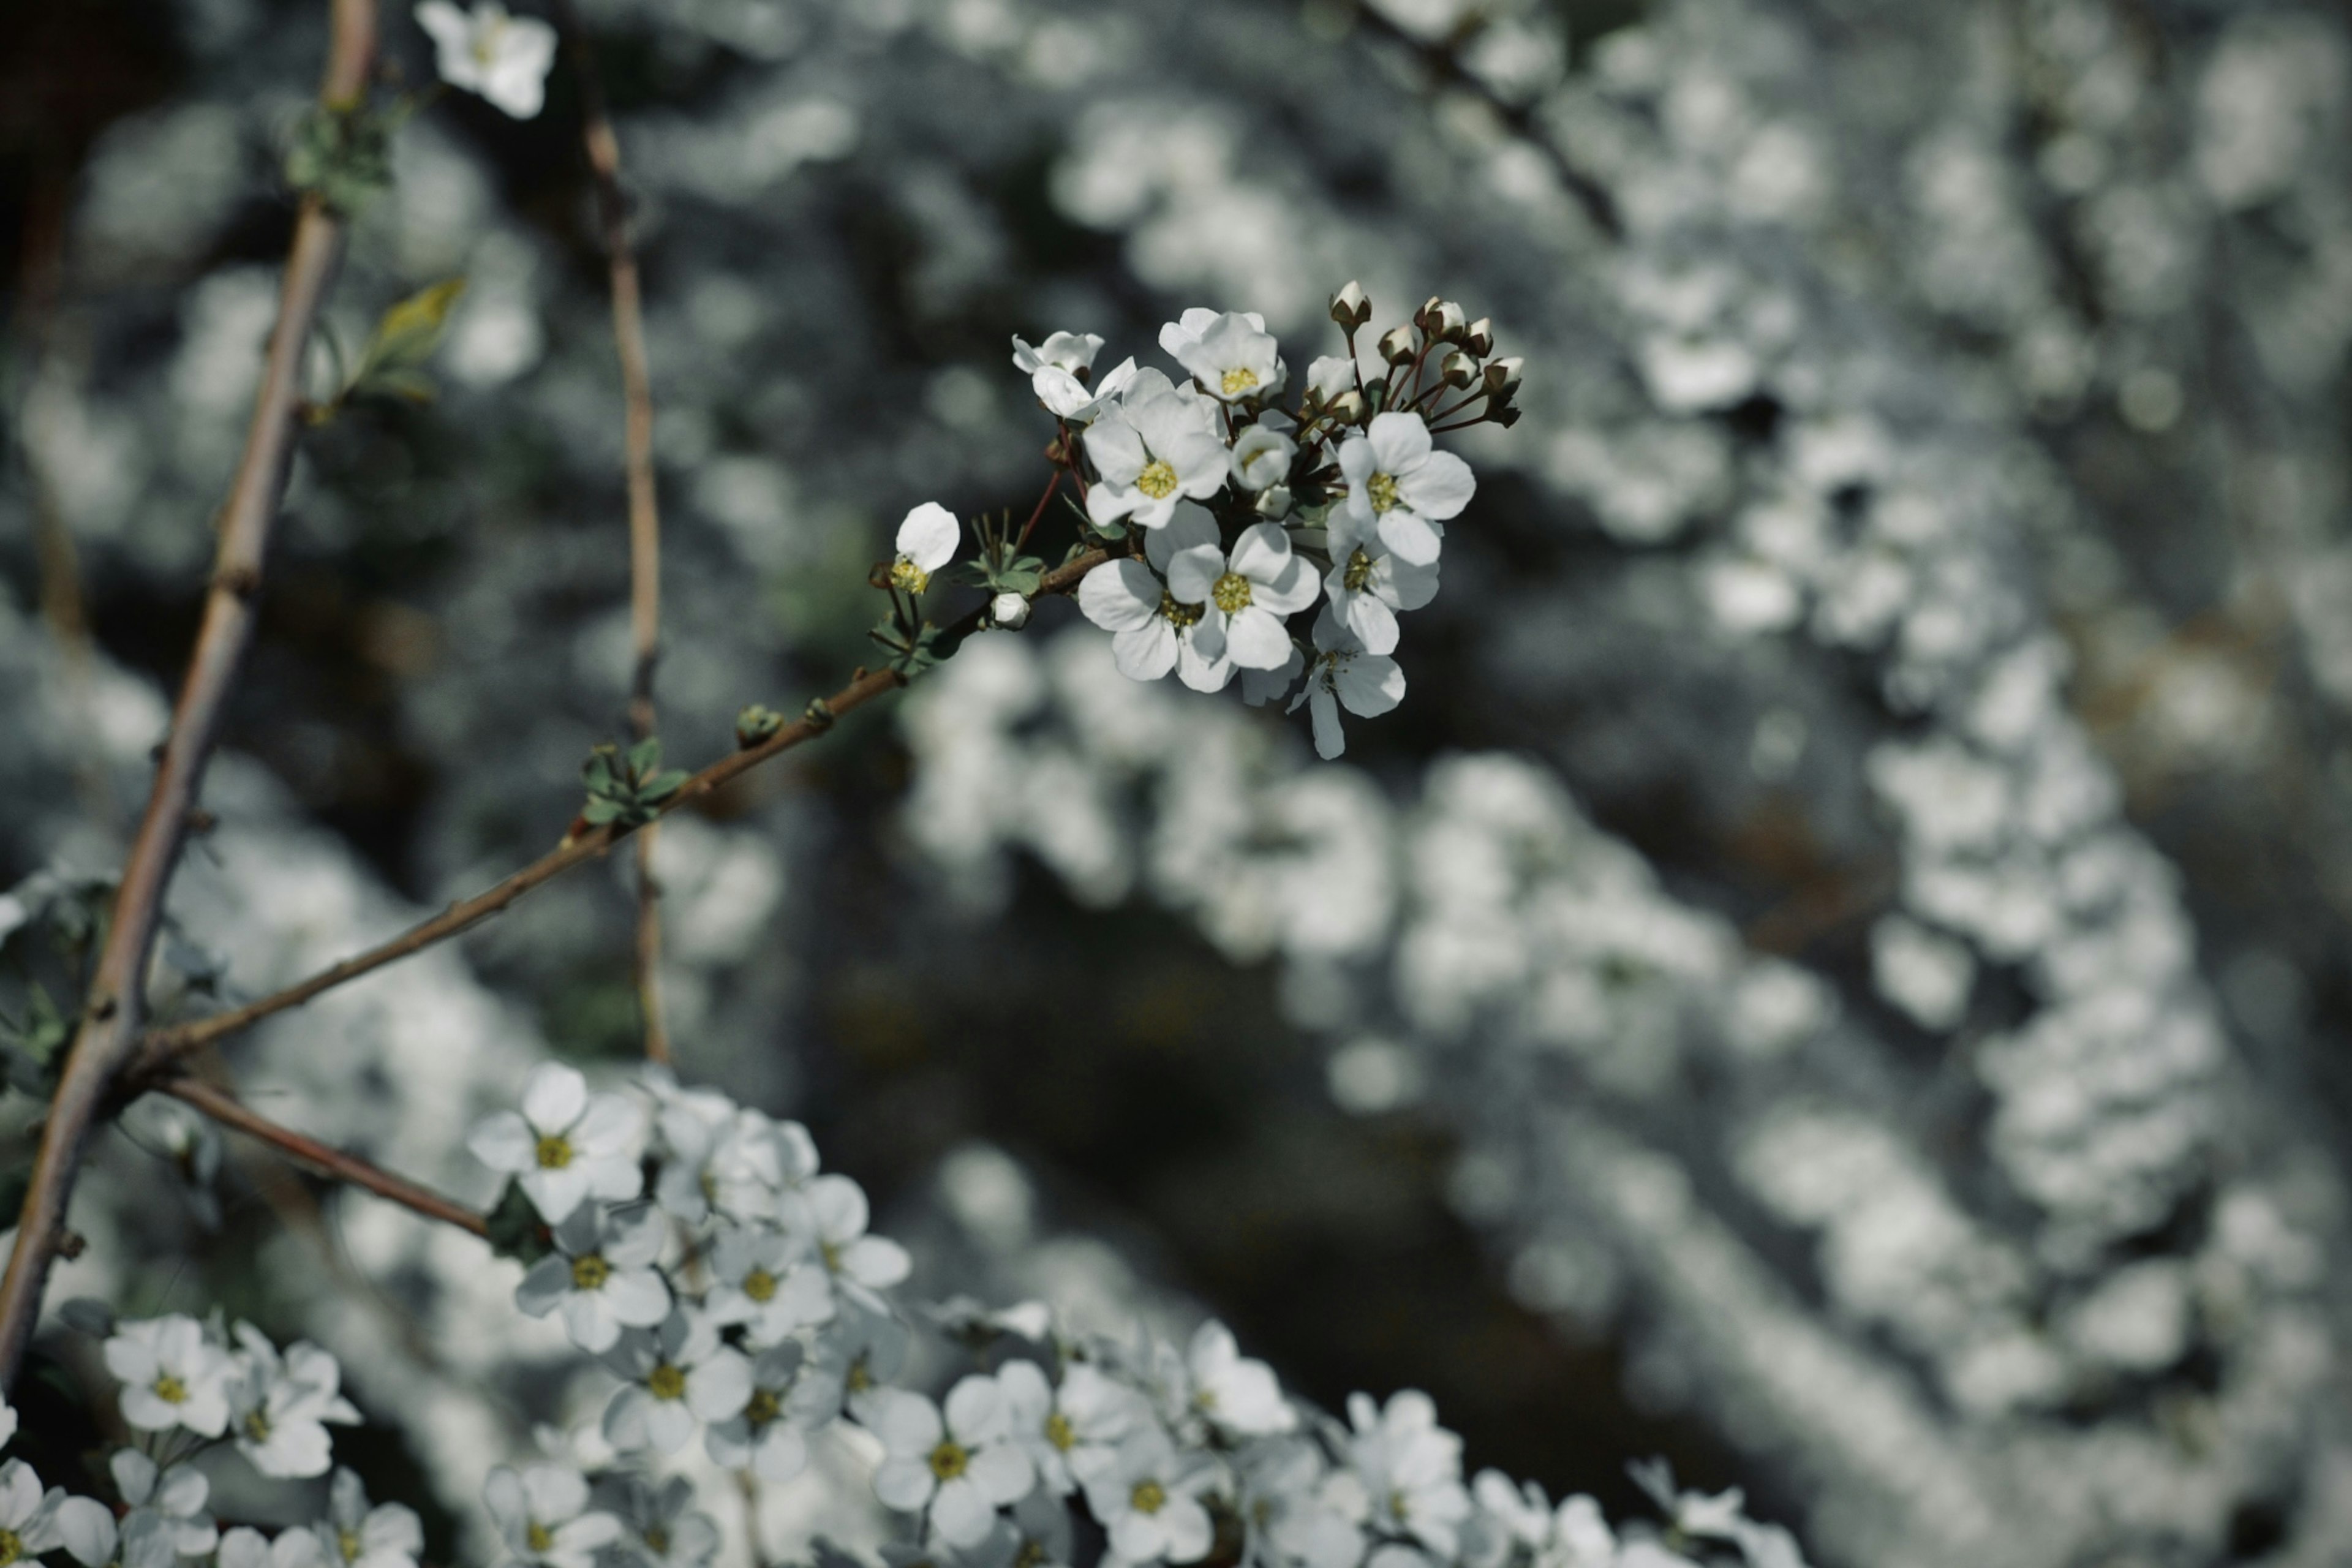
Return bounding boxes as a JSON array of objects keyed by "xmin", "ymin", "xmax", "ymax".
[{"xmin": 5, "ymin": 0, "xmax": 2352, "ymax": 1563}]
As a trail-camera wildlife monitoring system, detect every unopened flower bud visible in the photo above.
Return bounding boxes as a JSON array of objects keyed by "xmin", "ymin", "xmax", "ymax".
[
  {"xmin": 1327, "ymin": 389, "xmax": 1368, "ymax": 426},
  {"xmin": 1464, "ymin": 318, "xmax": 1494, "ymax": 357},
  {"xmin": 1441, "ymin": 350, "xmax": 1479, "ymax": 389},
  {"xmin": 1431, "ymin": 301, "xmax": 1468, "ymax": 342},
  {"xmin": 1378, "ymin": 325, "xmax": 1417, "ymax": 366},
  {"xmin": 1254, "ymin": 485, "xmax": 1294, "ymax": 521},
  {"xmin": 1483, "ymin": 356, "xmax": 1524, "ymax": 396},
  {"xmin": 1414, "ymin": 295, "xmax": 1444, "ymax": 331},
  {"xmin": 991, "ymin": 592, "xmax": 1030, "ymax": 629},
  {"xmin": 736, "ymin": 704, "xmax": 785, "ymax": 748},
  {"xmin": 1489, "ymin": 401, "xmax": 1522, "ymax": 428},
  {"xmin": 1330, "ymin": 281, "xmax": 1372, "ymax": 330}
]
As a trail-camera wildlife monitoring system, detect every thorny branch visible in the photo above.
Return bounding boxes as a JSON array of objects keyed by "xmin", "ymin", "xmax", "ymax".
[{"xmin": 0, "ymin": 0, "xmax": 382, "ymax": 1392}]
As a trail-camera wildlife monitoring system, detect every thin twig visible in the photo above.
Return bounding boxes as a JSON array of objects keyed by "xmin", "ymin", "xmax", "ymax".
[
  {"xmin": 0, "ymin": 0, "xmax": 381, "ymax": 1393},
  {"xmin": 555, "ymin": 0, "xmax": 671, "ymax": 1064},
  {"xmin": 128, "ymin": 549, "xmax": 1112, "ymax": 1080},
  {"xmin": 162, "ymin": 1077, "xmax": 488, "ymax": 1239}
]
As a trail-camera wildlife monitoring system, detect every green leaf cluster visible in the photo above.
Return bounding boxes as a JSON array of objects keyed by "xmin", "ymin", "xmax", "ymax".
[
  {"xmin": 483, "ymin": 1180, "xmax": 554, "ymax": 1264},
  {"xmin": 284, "ymin": 103, "xmax": 393, "ymax": 217},
  {"xmin": 580, "ymin": 739, "xmax": 690, "ymax": 829}
]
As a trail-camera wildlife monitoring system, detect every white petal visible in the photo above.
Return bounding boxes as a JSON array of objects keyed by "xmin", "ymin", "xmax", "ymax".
[
  {"xmin": 603, "ymin": 1268, "xmax": 673, "ymax": 1327},
  {"xmin": 1344, "ymin": 594, "xmax": 1399, "ymax": 656},
  {"xmin": 1173, "ymin": 633, "xmax": 1234, "ymax": 693},
  {"xmin": 1084, "ymin": 415, "xmax": 1147, "ymax": 488},
  {"xmin": 1376, "ymin": 510, "xmax": 1443, "ymax": 567},
  {"xmin": 1397, "ymin": 450, "xmax": 1474, "ymax": 521},
  {"xmin": 967, "ymin": 1442, "xmax": 1035, "ymax": 1506},
  {"xmin": 1224, "ymin": 608, "xmax": 1293, "ymax": 671},
  {"xmin": 896, "ymin": 503, "xmax": 962, "ymax": 573},
  {"xmin": 1164, "ymin": 546, "xmax": 1224, "ymax": 606},
  {"xmin": 1155, "ymin": 502, "xmax": 1219, "ymax": 563},
  {"xmin": 522, "ymin": 1063, "xmax": 587, "ymax": 1134},
  {"xmin": 1112, "ymin": 624, "xmax": 1179, "ymax": 682},
  {"xmin": 842, "ymin": 1236, "xmax": 910, "ymax": 1289},
  {"xmin": 1336, "ymin": 654, "xmax": 1405, "ymax": 718},
  {"xmin": 943, "ymin": 1376, "xmax": 1007, "ymax": 1443},
  {"xmin": 873, "ymin": 1460, "xmax": 936, "ymax": 1514},
  {"xmin": 570, "ymin": 1094, "xmax": 643, "ymax": 1158},
  {"xmin": 519, "ymin": 1165, "xmax": 592, "ymax": 1226},
  {"xmin": 805, "ymin": 1174, "xmax": 867, "ymax": 1242},
  {"xmin": 1078, "ymin": 560, "xmax": 1162, "ymax": 633},
  {"xmin": 687, "ymin": 1351, "xmax": 754, "ymax": 1422},
  {"xmin": 1365, "ymin": 412, "xmax": 1431, "ymax": 474},
  {"xmin": 514, "ymin": 1257, "xmax": 573, "ymax": 1318},
  {"xmin": 1309, "ymin": 688, "xmax": 1345, "ymax": 760},
  {"xmin": 467, "ymin": 1112, "xmax": 537, "ymax": 1173}
]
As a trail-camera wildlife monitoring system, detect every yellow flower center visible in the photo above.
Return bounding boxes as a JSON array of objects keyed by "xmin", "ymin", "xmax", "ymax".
[
  {"xmin": 1131, "ymin": 1480, "xmax": 1167, "ymax": 1516},
  {"xmin": 1045, "ymin": 1411, "xmax": 1077, "ymax": 1452},
  {"xmin": 644, "ymin": 1528, "xmax": 670, "ymax": 1556},
  {"xmin": 153, "ymin": 1373, "xmax": 190, "ymax": 1404},
  {"xmin": 571, "ymin": 1253, "xmax": 612, "ymax": 1290},
  {"xmin": 339, "ymin": 1531, "xmax": 364, "ymax": 1562},
  {"xmin": 1013, "ymin": 1540, "xmax": 1049, "ymax": 1568},
  {"xmin": 1212, "ymin": 572, "xmax": 1253, "ymax": 614},
  {"xmin": 1344, "ymin": 548, "xmax": 1376, "ymax": 593},
  {"xmin": 742, "ymin": 1267, "xmax": 778, "ymax": 1303},
  {"xmin": 1157, "ymin": 590, "xmax": 1203, "ymax": 630},
  {"xmin": 1135, "ymin": 460, "xmax": 1179, "ymax": 499},
  {"xmin": 243, "ymin": 1408, "xmax": 273, "ymax": 1443},
  {"xmin": 0, "ymin": 1529, "xmax": 22, "ymax": 1567},
  {"xmin": 929, "ymin": 1440, "xmax": 970, "ymax": 1480},
  {"xmin": 535, "ymin": 1134, "xmax": 573, "ymax": 1170},
  {"xmin": 526, "ymin": 1523, "xmax": 555, "ymax": 1555},
  {"xmin": 470, "ymin": 19, "xmax": 508, "ymax": 69},
  {"xmin": 1367, "ymin": 472, "xmax": 1401, "ymax": 513},
  {"xmin": 648, "ymin": 1363, "xmax": 687, "ymax": 1400},
  {"xmin": 889, "ymin": 557, "xmax": 932, "ymax": 595},
  {"xmin": 820, "ymin": 1239, "xmax": 843, "ymax": 1273},
  {"xmin": 1389, "ymin": 1489, "xmax": 1411, "ymax": 1523},
  {"xmin": 846, "ymin": 1355, "xmax": 873, "ymax": 1393},
  {"xmin": 1220, "ymin": 367, "xmax": 1260, "ymax": 396},
  {"xmin": 745, "ymin": 1388, "xmax": 782, "ymax": 1427}
]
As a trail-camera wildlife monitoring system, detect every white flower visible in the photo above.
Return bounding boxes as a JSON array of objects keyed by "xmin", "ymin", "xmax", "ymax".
[
  {"xmin": 997, "ymin": 1360, "xmax": 1143, "ymax": 1496},
  {"xmin": 226, "ymin": 1325, "xmax": 361, "ymax": 1480},
  {"xmin": 1085, "ymin": 371, "xmax": 1229, "ymax": 531},
  {"xmin": 1336, "ymin": 413, "xmax": 1475, "ymax": 566},
  {"xmin": 483, "ymin": 1466, "xmax": 619, "ymax": 1568},
  {"xmin": 1322, "ymin": 507, "xmax": 1438, "ymax": 655},
  {"xmin": 1076, "ymin": 503, "xmax": 1234, "ymax": 692},
  {"xmin": 866, "ymin": 1378, "xmax": 1038, "ymax": 1548},
  {"xmin": 1291, "ymin": 610, "xmax": 1404, "ymax": 760},
  {"xmin": 645, "ymin": 1075, "xmax": 737, "ymax": 1223},
  {"xmin": 704, "ymin": 1221, "xmax": 833, "ymax": 1342},
  {"xmin": 600, "ymin": 1310, "xmax": 753, "ymax": 1455},
  {"xmin": 1230, "ymin": 423, "xmax": 1297, "ymax": 492},
  {"xmin": 314, "ymin": 1469, "xmax": 423, "ymax": 1568},
  {"xmin": 810, "ymin": 1303, "xmax": 910, "ymax": 1415},
  {"xmin": 0, "ymin": 1461, "xmax": 116, "ymax": 1568},
  {"xmin": 1171, "ymin": 312, "xmax": 1286, "ymax": 404},
  {"xmin": 800, "ymin": 1173, "xmax": 913, "ymax": 1311},
  {"xmin": 113, "ymin": 1449, "xmax": 216, "ymax": 1568},
  {"xmin": 892, "ymin": 504, "xmax": 962, "ymax": 594},
  {"xmin": 1012, "ymin": 332, "xmax": 1105, "ymax": 378},
  {"xmin": 991, "ymin": 592, "xmax": 1031, "ymax": 630},
  {"xmin": 1345, "ymin": 1392, "xmax": 1471, "ymax": 1558},
  {"xmin": 1179, "ymin": 1321, "xmax": 1294, "ymax": 1438},
  {"xmin": 1238, "ymin": 1441, "xmax": 1366, "ymax": 1568},
  {"xmin": 694, "ymin": 1107, "xmax": 821, "ymax": 1224},
  {"xmin": 704, "ymin": 1343, "xmax": 838, "ymax": 1483},
  {"xmin": 514, "ymin": 1201, "xmax": 671, "ymax": 1353},
  {"xmin": 414, "ymin": 2, "xmax": 557, "ymax": 119},
  {"xmin": 1159, "ymin": 307, "xmax": 1265, "ymax": 360},
  {"xmin": 469, "ymin": 1062, "xmax": 645, "ymax": 1225},
  {"xmin": 1031, "ymin": 358, "xmax": 1139, "ymax": 424},
  {"xmin": 1080, "ymin": 1427, "xmax": 1216, "ymax": 1566},
  {"xmin": 217, "ymin": 1528, "xmax": 322, "ymax": 1568},
  {"xmin": 1166, "ymin": 522, "xmax": 1320, "ymax": 671},
  {"xmin": 104, "ymin": 1315, "xmax": 233, "ymax": 1438},
  {"xmin": 1305, "ymin": 356, "xmax": 1358, "ymax": 404},
  {"xmin": 597, "ymin": 1475, "xmax": 720, "ymax": 1568}
]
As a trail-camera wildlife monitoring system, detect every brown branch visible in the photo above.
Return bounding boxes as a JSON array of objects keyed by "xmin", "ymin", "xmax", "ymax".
[
  {"xmin": 128, "ymin": 549, "xmax": 1112, "ymax": 1080},
  {"xmin": 557, "ymin": 0, "xmax": 670, "ymax": 1063},
  {"xmin": 162, "ymin": 1077, "xmax": 488, "ymax": 1239},
  {"xmin": 0, "ymin": 0, "xmax": 380, "ymax": 1392}
]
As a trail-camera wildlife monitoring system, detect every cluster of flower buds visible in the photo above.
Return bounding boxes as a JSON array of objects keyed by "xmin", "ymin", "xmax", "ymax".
[{"xmin": 869, "ymin": 286, "xmax": 1521, "ymax": 760}]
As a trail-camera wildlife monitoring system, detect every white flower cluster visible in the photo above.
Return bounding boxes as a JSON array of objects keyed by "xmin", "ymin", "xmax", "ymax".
[
  {"xmin": 434, "ymin": 1059, "xmax": 1801, "ymax": 1568},
  {"xmin": 1, "ymin": 1313, "xmax": 421, "ymax": 1568},
  {"xmin": 889, "ymin": 292, "xmax": 1516, "ymax": 759},
  {"xmin": 415, "ymin": 1, "xmax": 559, "ymax": 121}
]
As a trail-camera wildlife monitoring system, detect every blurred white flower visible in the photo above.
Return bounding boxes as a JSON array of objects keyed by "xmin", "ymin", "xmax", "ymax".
[
  {"xmin": 115, "ymin": 1449, "xmax": 217, "ymax": 1568},
  {"xmin": 312, "ymin": 1469, "xmax": 423, "ymax": 1568},
  {"xmin": 483, "ymin": 1465, "xmax": 619, "ymax": 1568},
  {"xmin": 867, "ymin": 1378, "xmax": 1038, "ymax": 1548},
  {"xmin": 600, "ymin": 1309, "xmax": 753, "ymax": 1455},
  {"xmin": 414, "ymin": 2, "xmax": 557, "ymax": 119},
  {"xmin": 226, "ymin": 1325, "xmax": 361, "ymax": 1479},
  {"xmin": 998, "ymin": 1359, "xmax": 1144, "ymax": 1496},
  {"xmin": 515, "ymin": 1202, "xmax": 671, "ymax": 1352},
  {"xmin": 1346, "ymin": 1392, "xmax": 1471, "ymax": 1558},
  {"xmin": 104, "ymin": 1316, "xmax": 233, "ymax": 1438},
  {"xmin": 0, "ymin": 1460, "xmax": 115, "ymax": 1568},
  {"xmin": 1082, "ymin": 1426, "xmax": 1216, "ymax": 1566}
]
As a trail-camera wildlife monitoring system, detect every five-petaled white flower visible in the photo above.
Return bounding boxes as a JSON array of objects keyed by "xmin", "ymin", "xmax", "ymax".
[
  {"xmin": 483, "ymin": 1465, "xmax": 619, "ymax": 1568},
  {"xmin": 105, "ymin": 1315, "xmax": 233, "ymax": 1438},
  {"xmin": 1076, "ymin": 503, "xmax": 1234, "ymax": 693},
  {"xmin": 997, "ymin": 1360, "xmax": 1143, "ymax": 1498},
  {"xmin": 704, "ymin": 1343, "xmax": 837, "ymax": 1483},
  {"xmin": 225, "ymin": 1324, "xmax": 361, "ymax": 1480},
  {"xmin": 1081, "ymin": 1426, "xmax": 1217, "ymax": 1567},
  {"xmin": 1238, "ymin": 1441, "xmax": 1368, "ymax": 1568},
  {"xmin": 1084, "ymin": 371, "xmax": 1228, "ymax": 532},
  {"xmin": 600, "ymin": 1309, "xmax": 753, "ymax": 1455},
  {"xmin": 414, "ymin": 2, "xmax": 557, "ymax": 119},
  {"xmin": 891, "ymin": 503, "xmax": 961, "ymax": 595},
  {"xmin": 1171, "ymin": 312, "xmax": 1285, "ymax": 405},
  {"xmin": 798, "ymin": 1173, "xmax": 913, "ymax": 1313},
  {"xmin": 469, "ymin": 1061, "xmax": 644, "ymax": 1225},
  {"xmin": 1345, "ymin": 1392, "xmax": 1472, "ymax": 1559},
  {"xmin": 515, "ymin": 1201, "xmax": 672, "ymax": 1352},
  {"xmin": 1336, "ymin": 413, "xmax": 1474, "ymax": 567},
  {"xmin": 597, "ymin": 1475, "xmax": 720, "ymax": 1568},
  {"xmin": 704, "ymin": 1220, "xmax": 834, "ymax": 1342},
  {"xmin": 1322, "ymin": 507, "xmax": 1438, "ymax": 655},
  {"xmin": 114, "ymin": 1450, "xmax": 216, "ymax": 1568},
  {"xmin": 311, "ymin": 1469, "xmax": 424, "ymax": 1568},
  {"xmin": 1012, "ymin": 331, "xmax": 1113, "ymax": 418},
  {"xmin": 866, "ymin": 1379, "xmax": 1038, "ymax": 1549},
  {"xmin": 1291, "ymin": 609, "xmax": 1404, "ymax": 761},
  {"xmin": 0, "ymin": 1460, "xmax": 116, "ymax": 1568},
  {"xmin": 1175, "ymin": 1321, "xmax": 1295, "ymax": 1439},
  {"xmin": 1167, "ymin": 522, "xmax": 1320, "ymax": 672}
]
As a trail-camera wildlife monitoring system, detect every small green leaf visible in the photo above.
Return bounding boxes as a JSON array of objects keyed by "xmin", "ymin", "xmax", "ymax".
[
  {"xmin": 581, "ymin": 797, "xmax": 624, "ymax": 825},
  {"xmin": 639, "ymin": 770, "xmax": 688, "ymax": 803},
  {"xmin": 626, "ymin": 737, "xmax": 663, "ymax": 775},
  {"xmin": 483, "ymin": 1180, "xmax": 554, "ymax": 1264}
]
